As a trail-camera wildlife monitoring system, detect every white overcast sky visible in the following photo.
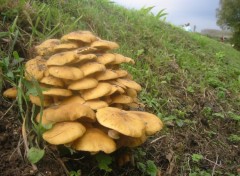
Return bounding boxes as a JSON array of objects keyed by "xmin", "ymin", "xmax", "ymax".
[{"xmin": 111, "ymin": 0, "xmax": 221, "ymax": 32}]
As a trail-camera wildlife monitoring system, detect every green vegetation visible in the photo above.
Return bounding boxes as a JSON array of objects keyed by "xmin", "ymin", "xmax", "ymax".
[
  {"xmin": 216, "ymin": 0, "xmax": 240, "ymax": 50},
  {"xmin": 1, "ymin": 0, "xmax": 240, "ymax": 175}
]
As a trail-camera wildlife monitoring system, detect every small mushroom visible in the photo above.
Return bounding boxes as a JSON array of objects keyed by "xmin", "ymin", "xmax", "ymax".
[
  {"xmin": 117, "ymin": 78, "xmax": 142, "ymax": 92},
  {"xmin": 90, "ymin": 40, "xmax": 119, "ymax": 51},
  {"xmin": 61, "ymin": 31, "xmax": 97, "ymax": 43},
  {"xmin": 35, "ymin": 39, "xmax": 60, "ymax": 56},
  {"xmin": 40, "ymin": 75, "xmax": 65, "ymax": 87},
  {"xmin": 3, "ymin": 87, "xmax": 17, "ymax": 99},
  {"xmin": 25, "ymin": 56, "xmax": 47, "ymax": 81}
]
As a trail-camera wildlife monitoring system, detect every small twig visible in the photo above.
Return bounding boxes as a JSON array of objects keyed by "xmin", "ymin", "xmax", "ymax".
[
  {"xmin": 150, "ymin": 135, "xmax": 166, "ymax": 144},
  {"xmin": 0, "ymin": 100, "xmax": 16, "ymax": 120},
  {"xmin": 204, "ymin": 156, "xmax": 223, "ymax": 168},
  {"xmin": 211, "ymin": 155, "xmax": 219, "ymax": 176}
]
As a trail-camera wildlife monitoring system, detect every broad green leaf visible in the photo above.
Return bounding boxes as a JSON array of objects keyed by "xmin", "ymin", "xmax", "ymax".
[
  {"xmin": 146, "ymin": 160, "xmax": 158, "ymax": 176},
  {"xmin": 27, "ymin": 147, "xmax": 45, "ymax": 164},
  {"xmin": 95, "ymin": 153, "xmax": 112, "ymax": 172}
]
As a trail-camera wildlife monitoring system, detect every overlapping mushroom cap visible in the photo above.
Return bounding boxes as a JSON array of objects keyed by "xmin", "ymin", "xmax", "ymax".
[{"xmin": 4, "ymin": 30, "xmax": 164, "ymax": 155}]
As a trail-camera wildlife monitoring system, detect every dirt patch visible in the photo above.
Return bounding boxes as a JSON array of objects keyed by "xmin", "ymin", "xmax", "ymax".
[{"xmin": 0, "ymin": 98, "xmax": 66, "ymax": 176}]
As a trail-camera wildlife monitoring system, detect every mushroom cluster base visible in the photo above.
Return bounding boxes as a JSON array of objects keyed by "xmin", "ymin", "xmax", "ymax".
[{"xmin": 3, "ymin": 30, "xmax": 163, "ymax": 155}]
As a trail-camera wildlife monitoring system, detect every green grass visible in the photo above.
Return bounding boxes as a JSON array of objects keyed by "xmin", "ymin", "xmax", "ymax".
[{"xmin": 1, "ymin": 0, "xmax": 240, "ymax": 175}]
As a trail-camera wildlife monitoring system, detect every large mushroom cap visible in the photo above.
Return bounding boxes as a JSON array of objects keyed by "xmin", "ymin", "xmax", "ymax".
[
  {"xmin": 36, "ymin": 103, "xmax": 96, "ymax": 125},
  {"xmin": 3, "ymin": 87, "xmax": 18, "ymax": 99},
  {"xmin": 68, "ymin": 78, "xmax": 98, "ymax": 90},
  {"xmin": 48, "ymin": 66, "xmax": 84, "ymax": 80},
  {"xmin": 61, "ymin": 31, "xmax": 97, "ymax": 43},
  {"xmin": 72, "ymin": 128, "xmax": 116, "ymax": 154},
  {"xmin": 129, "ymin": 111, "xmax": 163, "ymax": 135},
  {"xmin": 96, "ymin": 107, "xmax": 145, "ymax": 137},
  {"xmin": 46, "ymin": 51, "xmax": 78, "ymax": 66},
  {"xmin": 78, "ymin": 62, "xmax": 106, "ymax": 76},
  {"xmin": 43, "ymin": 122, "xmax": 86, "ymax": 145},
  {"xmin": 81, "ymin": 83, "xmax": 112, "ymax": 100},
  {"xmin": 25, "ymin": 56, "xmax": 47, "ymax": 81}
]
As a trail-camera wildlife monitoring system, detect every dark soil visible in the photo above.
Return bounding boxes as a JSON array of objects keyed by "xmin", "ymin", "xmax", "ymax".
[{"xmin": 0, "ymin": 98, "xmax": 66, "ymax": 176}]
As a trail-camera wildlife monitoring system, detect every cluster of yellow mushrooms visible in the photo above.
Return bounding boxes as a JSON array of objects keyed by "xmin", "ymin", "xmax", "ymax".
[{"xmin": 3, "ymin": 31, "xmax": 163, "ymax": 154}]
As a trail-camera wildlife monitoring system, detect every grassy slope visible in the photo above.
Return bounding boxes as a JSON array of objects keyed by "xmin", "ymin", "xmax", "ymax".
[{"xmin": 1, "ymin": 0, "xmax": 240, "ymax": 175}]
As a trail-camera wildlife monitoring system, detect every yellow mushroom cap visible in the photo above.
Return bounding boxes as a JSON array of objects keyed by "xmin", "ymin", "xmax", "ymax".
[
  {"xmin": 40, "ymin": 76, "xmax": 65, "ymax": 87},
  {"xmin": 35, "ymin": 39, "xmax": 60, "ymax": 56},
  {"xmin": 48, "ymin": 66, "xmax": 84, "ymax": 80},
  {"xmin": 72, "ymin": 128, "xmax": 117, "ymax": 154},
  {"xmin": 111, "ymin": 95, "xmax": 133, "ymax": 104},
  {"xmin": 36, "ymin": 103, "xmax": 96, "ymax": 125},
  {"xmin": 117, "ymin": 78, "xmax": 142, "ymax": 91},
  {"xmin": 29, "ymin": 94, "xmax": 53, "ymax": 107},
  {"xmin": 95, "ymin": 69, "xmax": 119, "ymax": 81},
  {"xmin": 25, "ymin": 56, "xmax": 47, "ymax": 81},
  {"xmin": 73, "ymin": 54, "xmax": 97, "ymax": 64},
  {"xmin": 43, "ymin": 122, "xmax": 86, "ymax": 145},
  {"xmin": 53, "ymin": 42, "xmax": 79, "ymax": 52},
  {"xmin": 129, "ymin": 111, "xmax": 163, "ymax": 136},
  {"xmin": 126, "ymin": 88, "xmax": 137, "ymax": 98},
  {"xmin": 46, "ymin": 51, "xmax": 78, "ymax": 66},
  {"xmin": 96, "ymin": 107, "xmax": 145, "ymax": 137},
  {"xmin": 78, "ymin": 62, "xmax": 106, "ymax": 76},
  {"xmin": 3, "ymin": 87, "xmax": 17, "ymax": 99},
  {"xmin": 96, "ymin": 53, "xmax": 115, "ymax": 65},
  {"xmin": 110, "ymin": 54, "xmax": 126, "ymax": 65},
  {"xmin": 81, "ymin": 83, "xmax": 112, "ymax": 100},
  {"xmin": 42, "ymin": 88, "xmax": 72, "ymax": 97},
  {"xmin": 61, "ymin": 31, "xmax": 97, "ymax": 43},
  {"xmin": 68, "ymin": 78, "xmax": 98, "ymax": 90},
  {"xmin": 83, "ymin": 99, "xmax": 108, "ymax": 110},
  {"xmin": 60, "ymin": 95, "xmax": 85, "ymax": 105},
  {"xmin": 114, "ymin": 70, "xmax": 128, "ymax": 78},
  {"xmin": 76, "ymin": 47, "xmax": 98, "ymax": 54},
  {"xmin": 90, "ymin": 40, "xmax": 119, "ymax": 51},
  {"xmin": 125, "ymin": 57, "xmax": 135, "ymax": 64}
]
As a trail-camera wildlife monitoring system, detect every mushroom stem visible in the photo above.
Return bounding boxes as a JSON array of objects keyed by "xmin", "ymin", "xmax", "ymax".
[{"xmin": 108, "ymin": 129, "xmax": 120, "ymax": 139}]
